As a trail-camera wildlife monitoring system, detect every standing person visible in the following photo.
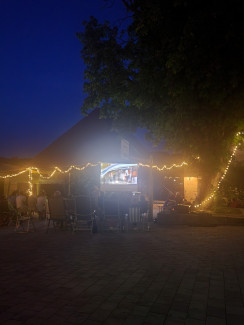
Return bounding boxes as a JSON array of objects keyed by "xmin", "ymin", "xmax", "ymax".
[
  {"xmin": 37, "ymin": 190, "xmax": 47, "ymax": 220},
  {"xmin": 28, "ymin": 193, "xmax": 37, "ymax": 216},
  {"xmin": 139, "ymin": 194, "xmax": 149, "ymax": 214},
  {"xmin": 16, "ymin": 191, "xmax": 27, "ymax": 215},
  {"xmin": 8, "ymin": 190, "xmax": 17, "ymax": 211},
  {"xmin": 91, "ymin": 185, "xmax": 104, "ymax": 233}
]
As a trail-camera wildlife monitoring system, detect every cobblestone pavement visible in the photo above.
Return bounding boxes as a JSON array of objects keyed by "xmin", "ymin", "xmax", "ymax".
[{"xmin": 1, "ymin": 224, "xmax": 244, "ymax": 325}]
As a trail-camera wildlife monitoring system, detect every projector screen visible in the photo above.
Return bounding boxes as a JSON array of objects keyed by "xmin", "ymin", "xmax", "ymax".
[{"xmin": 100, "ymin": 163, "xmax": 138, "ymax": 192}]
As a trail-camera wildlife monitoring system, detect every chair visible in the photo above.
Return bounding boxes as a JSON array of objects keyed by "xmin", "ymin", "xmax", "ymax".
[
  {"xmin": 102, "ymin": 199, "xmax": 121, "ymax": 232},
  {"xmin": 15, "ymin": 207, "xmax": 36, "ymax": 233},
  {"xmin": 46, "ymin": 197, "xmax": 66, "ymax": 233},
  {"xmin": 126, "ymin": 203, "xmax": 152, "ymax": 232},
  {"xmin": 126, "ymin": 206, "xmax": 142, "ymax": 231},
  {"xmin": 73, "ymin": 195, "xmax": 93, "ymax": 232}
]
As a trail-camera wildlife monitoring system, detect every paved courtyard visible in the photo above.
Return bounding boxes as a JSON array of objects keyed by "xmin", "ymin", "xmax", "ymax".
[{"xmin": 1, "ymin": 223, "xmax": 244, "ymax": 325}]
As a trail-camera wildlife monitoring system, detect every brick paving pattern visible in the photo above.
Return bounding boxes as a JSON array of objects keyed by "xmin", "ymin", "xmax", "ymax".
[{"xmin": 1, "ymin": 224, "xmax": 244, "ymax": 324}]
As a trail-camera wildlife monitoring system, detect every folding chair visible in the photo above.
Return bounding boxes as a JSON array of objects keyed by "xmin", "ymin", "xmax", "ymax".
[
  {"xmin": 15, "ymin": 207, "xmax": 36, "ymax": 233},
  {"xmin": 103, "ymin": 199, "xmax": 121, "ymax": 232},
  {"xmin": 73, "ymin": 195, "xmax": 93, "ymax": 232},
  {"xmin": 46, "ymin": 197, "xmax": 66, "ymax": 233},
  {"xmin": 126, "ymin": 206, "xmax": 142, "ymax": 231}
]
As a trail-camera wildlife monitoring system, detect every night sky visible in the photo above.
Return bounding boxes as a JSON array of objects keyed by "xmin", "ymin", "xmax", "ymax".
[{"xmin": 0, "ymin": 0, "xmax": 127, "ymax": 158}]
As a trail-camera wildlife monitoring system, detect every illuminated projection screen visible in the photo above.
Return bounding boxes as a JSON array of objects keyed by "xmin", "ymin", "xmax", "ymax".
[{"xmin": 100, "ymin": 163, "xmax": 138, "ymax": 192}]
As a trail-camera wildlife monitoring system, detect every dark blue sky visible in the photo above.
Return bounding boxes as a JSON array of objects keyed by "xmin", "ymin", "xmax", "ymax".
[{"xmin": 0, "ymin": 0, "xmax": 128, "ymax": 158}]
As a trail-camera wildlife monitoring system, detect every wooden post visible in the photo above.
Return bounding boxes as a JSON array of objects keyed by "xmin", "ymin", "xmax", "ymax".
[
  {"xmin": 148, "ymin": 155, "xmax": 154, "ymax": 220},
  {"xmin": 68, "ymin": 172, "xmax": 71, "ymax": 196}
]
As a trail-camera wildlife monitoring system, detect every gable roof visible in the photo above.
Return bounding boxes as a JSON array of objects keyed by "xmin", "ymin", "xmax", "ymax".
[
  {"xmin": 34, "ymin": 109, "xmax": 149, "ymax": 168},
  {"xmin": 0, "ymin": 157, "xmax": 32, "ymax": 174}
]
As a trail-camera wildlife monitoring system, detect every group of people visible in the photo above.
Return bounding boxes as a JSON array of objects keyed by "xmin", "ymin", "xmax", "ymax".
[{"xmin": 7, "ymin": 190, "xmax": 48, "ymax": 219}]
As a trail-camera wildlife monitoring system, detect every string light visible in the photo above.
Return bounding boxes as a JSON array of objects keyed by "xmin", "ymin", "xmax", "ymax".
[
  {"xmin": 1, "ymin": 131, "xmax": 242, "ymax": 198},
  {"xmin": 138, "ymin": 161, "xmax": 188, "ymax": 171},
  {"xmin": 0, "ymin": 168, "xmax": 29, "ymax": 179},
  {"xmin": 27, "ymin": 168, "xmax": 33, "ymax": 196},
  {"xmin": 194, "ymin": 131, "xmax": 244, "ymax": 208},
  {"xmin": 0, "ymin": 161, "xmax": 186, "ymax": 195},
  {"xmin": 37, "ymin": 163, "xmax": 100, "ymax": 179}
]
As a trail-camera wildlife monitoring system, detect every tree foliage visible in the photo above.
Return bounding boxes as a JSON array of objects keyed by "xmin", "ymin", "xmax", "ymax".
[{"xmin": 77, "ymin": 0, "xmax": 244, "ymax": 178}]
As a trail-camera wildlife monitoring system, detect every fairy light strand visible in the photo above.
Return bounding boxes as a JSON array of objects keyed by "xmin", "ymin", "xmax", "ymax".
[
  {"xmin": 0, "ymin": 168, "xmax": 29, "ymax": 179},
  {"xmin": 194, "ymin": 131, "xmax": 244, "ymax": 208},
  {"xmin": 138, "ymin": 161, "xmax": 188, "ymax": 171},
  {"xmin": 1, "ymin": 131, "xmax": 243, "ymax": 198},
  {"xmin": 27, "ymin": 168, "xmax": 33, "ymax": 196},
  {"xmin": 0, "ymin": 161, "xmax": 186, "ymax": 195}
]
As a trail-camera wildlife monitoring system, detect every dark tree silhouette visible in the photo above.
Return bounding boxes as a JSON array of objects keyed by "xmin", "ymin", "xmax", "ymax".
[{"xmin": 77, "ymin": 0, "xmax": 244, "ymax": 181}]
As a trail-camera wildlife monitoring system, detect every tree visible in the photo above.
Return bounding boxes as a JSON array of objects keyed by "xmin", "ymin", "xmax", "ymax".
[{"xmin": 77, "ymin": 0, "xmax": 244, "ymax": 183}]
